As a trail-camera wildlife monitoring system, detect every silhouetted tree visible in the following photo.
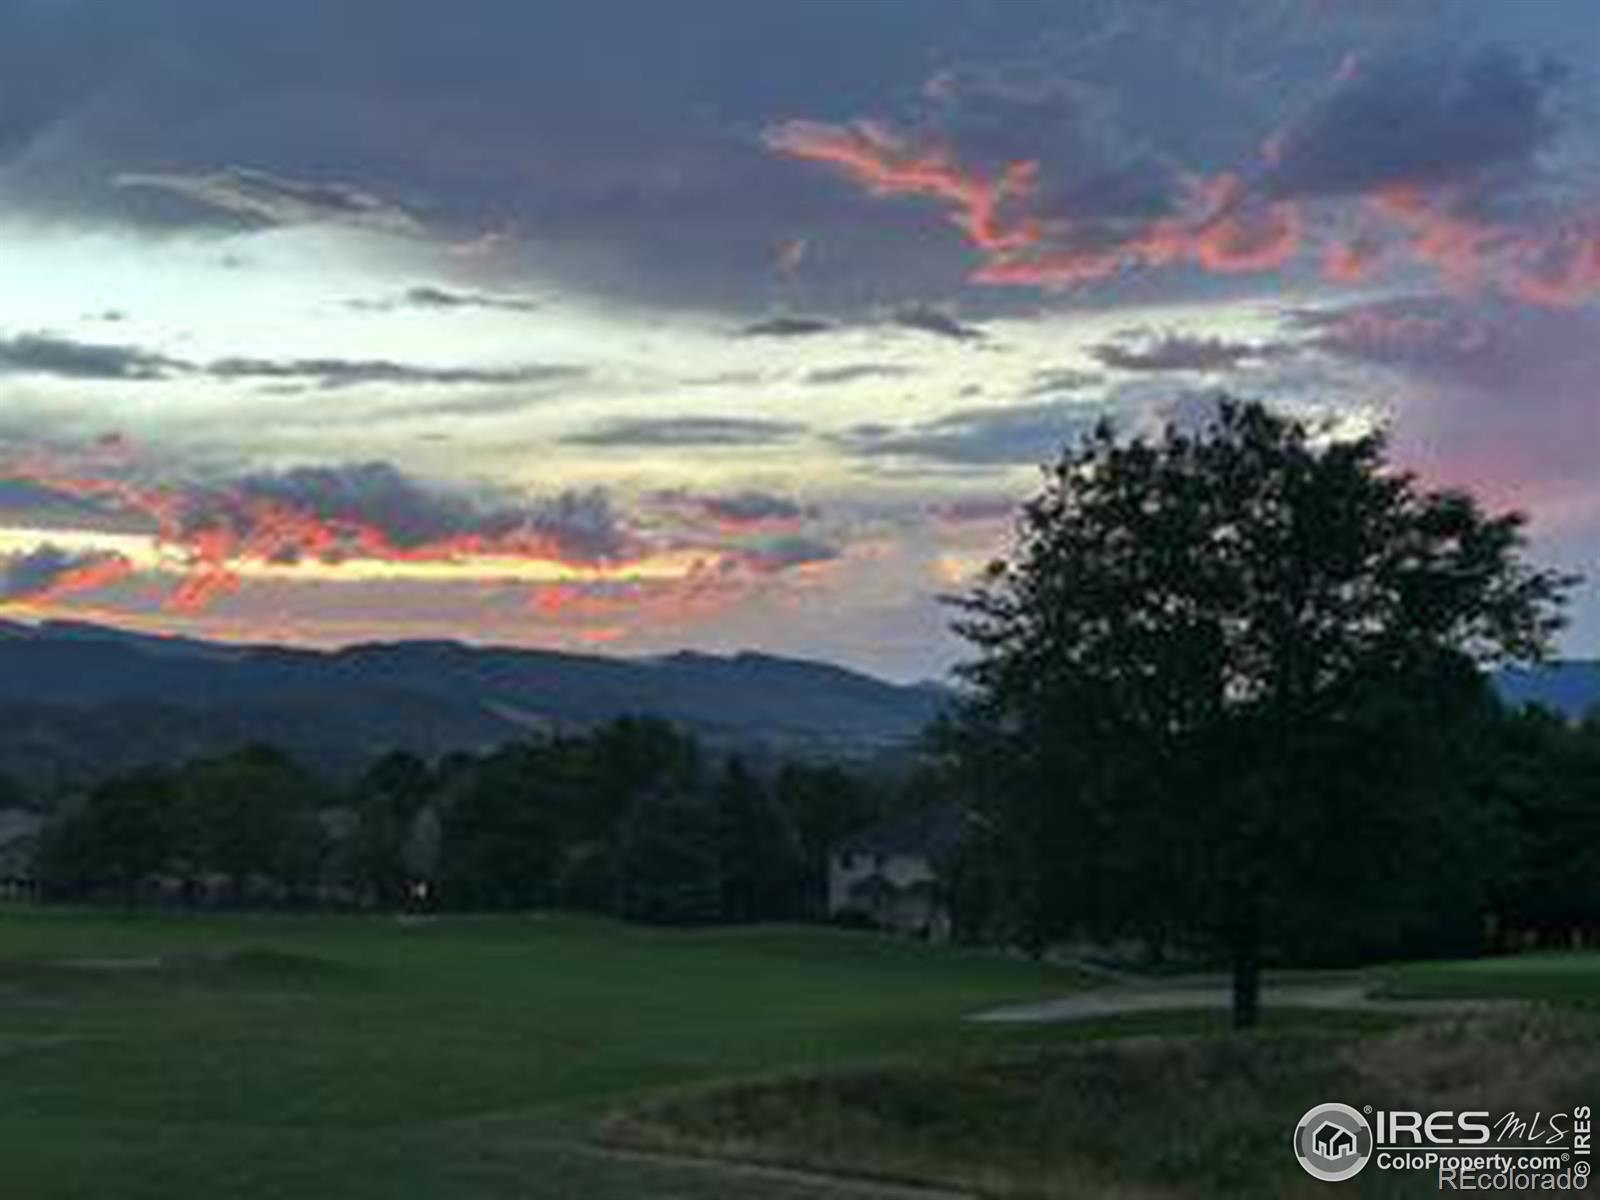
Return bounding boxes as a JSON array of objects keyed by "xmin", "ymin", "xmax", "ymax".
[
  {"xmin": 1484, "ymin": 706, "xmax": 1600, "ymax": 945},
  {"xmin": 952, "ymin": 399, "xmax": 1574, "ymax": 1026},
  {"xmin": 774, "ymin": 762, "xmax": 879, "ymax": 913},
  {"xmin": 438, "ymin": 746, "xmax": 558, "ymax": 910},
  {"xmin": 35, "ymin": 768, "xmax": 178, "ymax": 900},
  {"xmin": 352, "ymin": 750, "xmax": 436, "ymax": 904},
  {"xmin": 616, "ymin": 788, "xmax": 721, "ymax": 925},
  {"xmin": 716, "ymin": 757, "xmax": 806, "ymax": 922},
  {"xmin": 174, "ymin": 745, "xmax": 325, "ymax": 901},
  {"xmin": 586, "ymin": 717, "xmax": 703, "ymax": 829}
]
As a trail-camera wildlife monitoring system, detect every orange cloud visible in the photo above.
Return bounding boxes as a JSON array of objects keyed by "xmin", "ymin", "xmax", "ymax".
[
  {"xmin": 973, "ymin": 172, "xmax": 1302, "ymax": 287},
  {"xmin": 771, "ymin": 110, "xmax": 1600, "ymax": 307},
  {"xmin": 1359, "ymin": 186, "xmax": 1600, "ymax": 306},
  {"xmin": 769, "ymin": 119, "xmax": 1301, "ymax": 289},
  {"xmin": 1322, "ymin": 232, "xmax": 1387, "ymax": 283},
  {"xmin": 0, "ymin": 445, "xmax": 651, "ymax": 614},
  {"xmin": 1, "ymin": 445, "xmax": 847, "ymax": 626},
  {"xmin": 765, "ymin": 119, "xmax": 1040, "ymax": 253},
  {"xmin": 3, "ymin": 551, "xmax": 135, "ymax": 608},
  {"xmin": 1507, "ymin": 217, "xmax": 1600, "ymax": 307}
]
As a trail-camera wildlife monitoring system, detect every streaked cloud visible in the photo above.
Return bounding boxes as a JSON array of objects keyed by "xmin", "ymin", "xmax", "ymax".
[
  {"xmin": 565, "ymin": 417, "xmax": 809, "ymax": 448},
  {"xmin": 351, "ymin": 285, "xmax": 543, "ymax": 315},
  {"xmin": 741, "ymin": 316, "xmax": 836, "ymax": 338},
  {"xmin": 1091, "ymin": 332, "xmax": 1289, "ymax": 373},
  {"xmin": 890, "ymin": 304, "xmax": 985, "ymax": 341},
  {"xmin": 116, "ymin": 167, "xmax": 422, "ymax": 235},
  {"xmin": 0, "ymin": 543, "xmax": 134, "ymax": 606},
  {"xmin": 839, "ymin": 401, "xmax": 1106, "ymax": 466},
  {"xmin": 0, "ymin": 333, "xmax": 182, "ymax": 381},
  {"xmin": 205, "ymin": 355, "xmax": 585, "ymax": 391}
]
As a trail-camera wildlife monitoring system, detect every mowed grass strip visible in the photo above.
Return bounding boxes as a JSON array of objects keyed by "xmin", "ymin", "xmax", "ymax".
[
  {"xmin": 0, "ymin": 907, "xmax": 1088, "ymax": 1199},
  {"xmin": 605, "ymin": 1008, "xmax": 1600, "ymax": 1200},
  {"xmin": 1376, "ymin": 950, "xmax": 1600, "ymax": 1005}
]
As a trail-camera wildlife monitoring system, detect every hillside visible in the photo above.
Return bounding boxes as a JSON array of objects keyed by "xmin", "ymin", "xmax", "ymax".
[{"xmin": 0, "ymin": 620, "xmax": 946, "ymax": 785}]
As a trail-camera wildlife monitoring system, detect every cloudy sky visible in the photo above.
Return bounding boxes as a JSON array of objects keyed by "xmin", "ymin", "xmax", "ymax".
[{"xmin": 1, "ymin": 0, "xmax": 1597, "ymax": 679}]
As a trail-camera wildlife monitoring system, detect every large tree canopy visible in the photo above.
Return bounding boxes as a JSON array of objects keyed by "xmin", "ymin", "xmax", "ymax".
[{"xmin": 950, "ymin": 399, "xmax": 1574, "ymax": 1025}]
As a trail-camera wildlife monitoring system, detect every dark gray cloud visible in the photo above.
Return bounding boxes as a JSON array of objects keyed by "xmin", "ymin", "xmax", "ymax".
[
  {"xmin": 205, "ymin": 356, "xmax": 584, "ymax": 391},
  {"xmin": 565, "ymin": 416, "xmax": 808, "ymax": 447},
  {"xmin": 889, "ymin": 304, "xmax": 985, "ymax": 342},
  {"xmin": 694, "ymin": 490, "xmax": 813, "ymax": 526},
  {"xmin": 1091, "ymin": 332, "xmax": 1287, "ymax": 373},
  {"xmin": 521, "ymin": 487, "xmax": 628, "ymax": 562},
  {"xmin": 0, "ymin": 331, "xmax": 582, "ymax": 392},
  {"xmin": 115, "ymin": 166, "xmax": 421, "ymax": 234},
  {"xmin": 1264, "ymin": 47, "xmax": 1565, "ymax": 199},
  {"xmin": 0, "ymin": 333, "xmax": 182, "ymax": 380},
  {"xmin": 0, "ymin": 1, "xmax": 1014, "ymax": 307},
  {"xmin": 1, "ymin": 1, "xmax": 1459, "ymax": 313},
  {"xmin": 802, "ymin": 363, "xmax": 915, "ymax": 386},
  {"xmin": 1286, "ymin": 297, "xmax": 1503, "ymax": 374},
  {"xmin": 207, "ymin": 462, "xmax": 628, "ymax": 562},
  {"xmin": 839, "ymin": 401, "xmax": 1106, "ymax": 466},
  {"xmin": 913, "ymin": 65, "xmax": 1191, "ymax": 245},
  {"xmin": 741, "ymin": 316, "xmax": 836, "ymax": 338},
  {"xmin": 742, "ymin": 534, "xmax": 841, "ymax": 573},
  {"xmin": 353, "ymin": 285, "xmax": 543, "ymax": 315},
  {"xmin": 1027, "ymin": 368, "xmax": 1104, "ymax": 395}
]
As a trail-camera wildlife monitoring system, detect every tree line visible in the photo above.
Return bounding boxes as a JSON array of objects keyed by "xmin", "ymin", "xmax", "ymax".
[{"xmin": 13, "ymin": 718, "xmax": 914, "ymax": 924}]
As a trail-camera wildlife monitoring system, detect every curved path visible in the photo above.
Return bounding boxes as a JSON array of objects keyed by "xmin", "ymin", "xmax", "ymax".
[{"xmin": 970, "ymin": 981, "xmax": 1523, "ymax": 1023}]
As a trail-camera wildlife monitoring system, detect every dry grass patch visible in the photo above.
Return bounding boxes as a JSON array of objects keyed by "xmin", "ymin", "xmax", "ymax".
[{"xmin": 603, "ymin": 1012, "xmax": 1600, "ymax": 1199}]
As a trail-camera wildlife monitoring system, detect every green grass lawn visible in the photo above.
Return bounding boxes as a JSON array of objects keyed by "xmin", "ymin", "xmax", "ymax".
[
  {"xmin": 0, "ymin": 906, "xmax": 1091, "ymax": 1199},
  {"xmin": 7, "ymin": 908, "xmax": 1596, "ymax": 1199},
  {"xmin": 1377, "ymin": 950, "xmax": 1600, "ymax": 1004}
]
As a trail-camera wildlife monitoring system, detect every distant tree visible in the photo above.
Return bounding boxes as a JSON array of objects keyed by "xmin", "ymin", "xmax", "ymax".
[
  {"xmin": 34, "ymin": 768, "xmax": 178, "ymax": 901},
  {"xmin": 775, "ymin": 763, "xmax": 877, "ymax": 861},
  {"xmin": 175, "ymin": 745, "xmax": 325, "ymax": 901},
  {"xmin": 951, "ymin": 399, "xmax": 1573, "ymax": 1026},
  {"xmin": 437, "ymin": 746, "xmax": 559, "ymax": 910},
  {"xmin": 352, "ymin": 751, "xmax": 436, "ymax": 904},
  {"xmin": 615, "ymin": 788, "xmax": 721, "ymax": 925},
  {"xmin": 1484, "ymin": 706, "xmax": 1600, "ymax": 944},
  {"xmin": 716, "ymin": 757, "xmax": 806, "ymax": 922},
  {"xmin": 586, "ymin": 717, "xmax": 703, "ymax": 830}
]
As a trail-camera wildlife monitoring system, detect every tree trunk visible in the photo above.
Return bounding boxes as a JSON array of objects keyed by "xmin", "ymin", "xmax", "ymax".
[{"xmin": 1231, "ymin": 912, "xmax": 1262, "ymax": 1030}]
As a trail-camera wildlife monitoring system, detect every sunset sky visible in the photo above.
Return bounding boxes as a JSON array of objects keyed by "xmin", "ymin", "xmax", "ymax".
[{"xmin": 2, "ymin": 0, "xmax": 1598, "ymax": 679}]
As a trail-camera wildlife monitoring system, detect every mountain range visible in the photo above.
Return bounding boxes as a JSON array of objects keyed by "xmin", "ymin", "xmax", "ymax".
[
  {"xmin": 0, "ymin": 619, "xmax": 1594, "ymax": 791},
  {"xmin": 0, "ymin": 620, "xmax": 947, "ymax": 787}
]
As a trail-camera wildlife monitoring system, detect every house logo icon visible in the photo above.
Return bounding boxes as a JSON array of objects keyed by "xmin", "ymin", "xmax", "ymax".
[
  {"xmin": 1294, "ymin": 1103, "xmax": 1373, "ymax": 1182},
  {"xmin": 1314, "ymin": 1121, "xmax": 1357, "ymax": 1159}
]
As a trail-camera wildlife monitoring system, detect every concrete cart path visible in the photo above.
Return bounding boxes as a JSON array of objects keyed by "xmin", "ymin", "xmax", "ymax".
[{"xmin": 971, "ymin": 982, "xmax": 1525, "ymax": 1023}]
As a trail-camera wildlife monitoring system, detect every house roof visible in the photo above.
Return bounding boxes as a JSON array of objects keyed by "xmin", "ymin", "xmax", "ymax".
[{"xmin": 833, "ymin": 803, "xmax": 966, "ymax": 858}]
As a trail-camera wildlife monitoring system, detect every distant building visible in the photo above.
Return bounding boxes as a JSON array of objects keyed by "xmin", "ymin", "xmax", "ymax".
[
  {"xmin": 827, "ymin": 804, "xmax": 965, "ymax": 938},
  {"xmin": 0, "ymin": 808, "xmax": 42, "ymax": 900}
]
